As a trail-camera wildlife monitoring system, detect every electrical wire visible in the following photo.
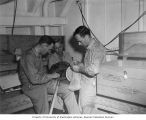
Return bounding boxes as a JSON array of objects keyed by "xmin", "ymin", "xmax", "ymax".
[
  {"xmin": 76, "ymin": 0, "xmax": 146, "ymax": 54},
  {"xmin": 76, "ymin": 2, "xmax": 102, "ymax": 42},
  {"xmin": 76, "ymin": 1, "xmax": 86, "ymax": 26},
  {"xmin": 78, "ymin": 1, "xmax": 85, "ymax": 26},
  {"xmin": 76, "ymin": 0, "xmax": 114, "ymax": 51},
  {"xmin": 104, "ymin": 11, "xmax": 146, "ymax": 47},
  {"xmin": 77, "ymin": 1, "xmax": 100, "ymax": 42},
  {"xmin": 11, "ymin": 0, "xmax": 17, "ymax": 35}
]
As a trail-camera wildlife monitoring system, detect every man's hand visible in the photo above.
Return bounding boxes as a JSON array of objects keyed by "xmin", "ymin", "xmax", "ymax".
[
  {"xmin": 73, "ymin": 60, "xmax": 81, "ymax": 65},
  {"xmin": 71, "ymin": 65, "xmax": 80, "ymax": 72},
  {"xmin": 77, "ymin": 63, "xmax": 84, "ymax": 67},
  {"xmin": 70, "ymin": 61, "xmax": 84, "ymax": 72},
  {"xmin": 48, "ymin": 73, "xmax": 60, "ymax": 79},
  {"xmin": 52, "ymin": 73, "xmax": 60, "ymax": 78}
]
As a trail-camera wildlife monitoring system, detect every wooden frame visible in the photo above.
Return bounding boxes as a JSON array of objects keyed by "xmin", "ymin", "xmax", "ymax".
[{"xmin": 0, "ymin": 16, "xmax": 67, "ymax": 26}]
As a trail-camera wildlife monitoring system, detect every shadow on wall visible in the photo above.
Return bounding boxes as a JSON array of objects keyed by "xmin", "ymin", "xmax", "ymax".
[{"xmin": 69, "ymin": 36, "xmax": 86, "ymax": 61}]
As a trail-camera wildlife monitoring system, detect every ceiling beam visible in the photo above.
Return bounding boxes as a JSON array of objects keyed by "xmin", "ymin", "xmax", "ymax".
[{"xmin": 0, "ymin": 16, "xmax": 67, "ymax": 26}]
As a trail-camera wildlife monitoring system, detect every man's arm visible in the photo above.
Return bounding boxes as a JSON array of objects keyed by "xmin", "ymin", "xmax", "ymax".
[
  {"xmin": 23, "ymin": 54, "xmax": 59, "ymax": 85},
  {"xmin": 79, "ymin": 62, "xmax": 99, "ymax": 77},
  {"xmin": 71, "ymin": 62, "xmax": 99, "ymax": 77},
  {"xmin": 71, "ymin": 49, "xmax": 104, "ymax": 77}
]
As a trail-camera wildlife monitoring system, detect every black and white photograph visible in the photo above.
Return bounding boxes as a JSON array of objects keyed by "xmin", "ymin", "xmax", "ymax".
[{"xmin": 0, "ymin": 0, "xmax": 146, "ymax": 120}]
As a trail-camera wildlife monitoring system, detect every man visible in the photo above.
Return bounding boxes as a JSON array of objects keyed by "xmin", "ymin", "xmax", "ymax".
[
  {"xmin": 71, "ymin": 26, "xmax": 106, "ymax": 114},
  {"xmin": 48, "ymin": 40, "xmax": 73, "ymax": 69},
  {"xmin": 18, "ymin": 36, "xmax": 80, "ymax": 114}
]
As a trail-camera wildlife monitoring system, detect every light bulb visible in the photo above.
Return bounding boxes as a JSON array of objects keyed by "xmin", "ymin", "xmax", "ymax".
[{"xmin": 124, "ymin": 71, "xmax": 128, "ymax": 79}]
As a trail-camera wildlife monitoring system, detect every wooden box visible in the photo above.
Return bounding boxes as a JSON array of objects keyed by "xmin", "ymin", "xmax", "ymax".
[
  {"xmin": 119, "ymin": 31, "xmax": 146, "ymax": 59},
  {"xmin": 97, "ymin": 60, "xmax": 146, "ymax": 106}
]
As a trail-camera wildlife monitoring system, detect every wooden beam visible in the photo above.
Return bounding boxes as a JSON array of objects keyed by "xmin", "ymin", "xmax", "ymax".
[
  {"xmin": 60, "ymin": 0, "xmax": 74, "ymax": 17},
  {"xmin": 0, "ymin": 16, "xmax": 67, "ymax": 26}
]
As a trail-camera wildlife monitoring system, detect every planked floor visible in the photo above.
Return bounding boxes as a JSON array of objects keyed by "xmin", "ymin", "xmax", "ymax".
[
  {"xmin": 1, "ymin": 90, "xmax": 110, "ymax": 114},
  {"xmin": 14, "ymin": 108, "xmax": 66, "ymax": 114},
  {"xmin": 0, "ymin": 90, "xmax": 67, "ymax": 114}
]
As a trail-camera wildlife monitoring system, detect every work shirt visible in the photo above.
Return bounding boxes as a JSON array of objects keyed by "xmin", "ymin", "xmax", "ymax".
[
  {"xmin": 79, "ymin": 39, "xmax": 106, "ymax": 108},
  {"xmin": 48, "ymin": 51, "xmax": 72, "ymax": 69},
  {"xmin": 19, "ymin": 48, "xmax": 49, "ymax": 90},
  {"xmin": 84, "ymin": 39, "xmax": 106, "ymax": 77}
]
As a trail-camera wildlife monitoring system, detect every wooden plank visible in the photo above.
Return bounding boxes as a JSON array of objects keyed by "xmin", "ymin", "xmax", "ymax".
[
  {"xmin": 95, "ymin": 104, "xmax": 126, "ymax": 114},
  {"xmin": 0, "ymin": 64, "xmax": 17, "ymax": 72},
  {"xmin": 97, "ymin": 73, "xmax": 146, "ymax": 93},
  {"xmin": 91, "ymin": 108, "xmax": 110, "ymax": 114},
  {"xmin": 94, "ymin": 96, "xmax": 146, "ymax": 114},
  {"xmin": 0, "ymin": 16, "xmax": 67, "ymax": 26},
  {"xmin": 97, "ymin": 60, "xmax": 146, "ymax": 105},
  {"xmin": 0, "ymin": 94, "xmax": 61, "ymax": 114},
  {"xmin": 97, "ymin": 84, "xmax": 146, "ymax": 105},
  {"xmin": 1, "ymin": 94, "xmax": 33, "ymax": 114}
]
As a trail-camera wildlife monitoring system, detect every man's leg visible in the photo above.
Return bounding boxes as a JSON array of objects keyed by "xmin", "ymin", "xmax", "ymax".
[
  {"xmin": 79, "ymin": 79, "xmax": 96, "ymax": 114},
  {"xmin": 47, "ymin": 79, "xmax": 80, "ymax": 114},
  {"xmin": 23, "ymin": 85, "xmax": 49, "ymax": 114}
]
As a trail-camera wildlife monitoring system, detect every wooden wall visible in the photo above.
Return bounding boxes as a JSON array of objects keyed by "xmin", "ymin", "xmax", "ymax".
[{"xmin": 0, "ymin": 35, "xmax": 64, "ymax": 63}]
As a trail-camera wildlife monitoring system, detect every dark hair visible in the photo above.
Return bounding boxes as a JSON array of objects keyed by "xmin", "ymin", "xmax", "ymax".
[
  {"xmin": 38, "ymin": 35, "xmax": 55, "ymax": 45},
  {"xmin": 73, "ymin": 26, "xmax": 91, "ymax": 37}
]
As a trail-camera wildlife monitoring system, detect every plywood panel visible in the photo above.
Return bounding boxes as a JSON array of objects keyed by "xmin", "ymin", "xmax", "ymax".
[
  {"xmin": 98, "ymin": 74, "xmax": 146, "ymax": 93},
  {"xmin": 97, "ymin": 84, "xmax": 146, "ymax": 105},
  {"xmin": 97, "ymin": 60, "xmax": 146, "ymax": 105}
]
